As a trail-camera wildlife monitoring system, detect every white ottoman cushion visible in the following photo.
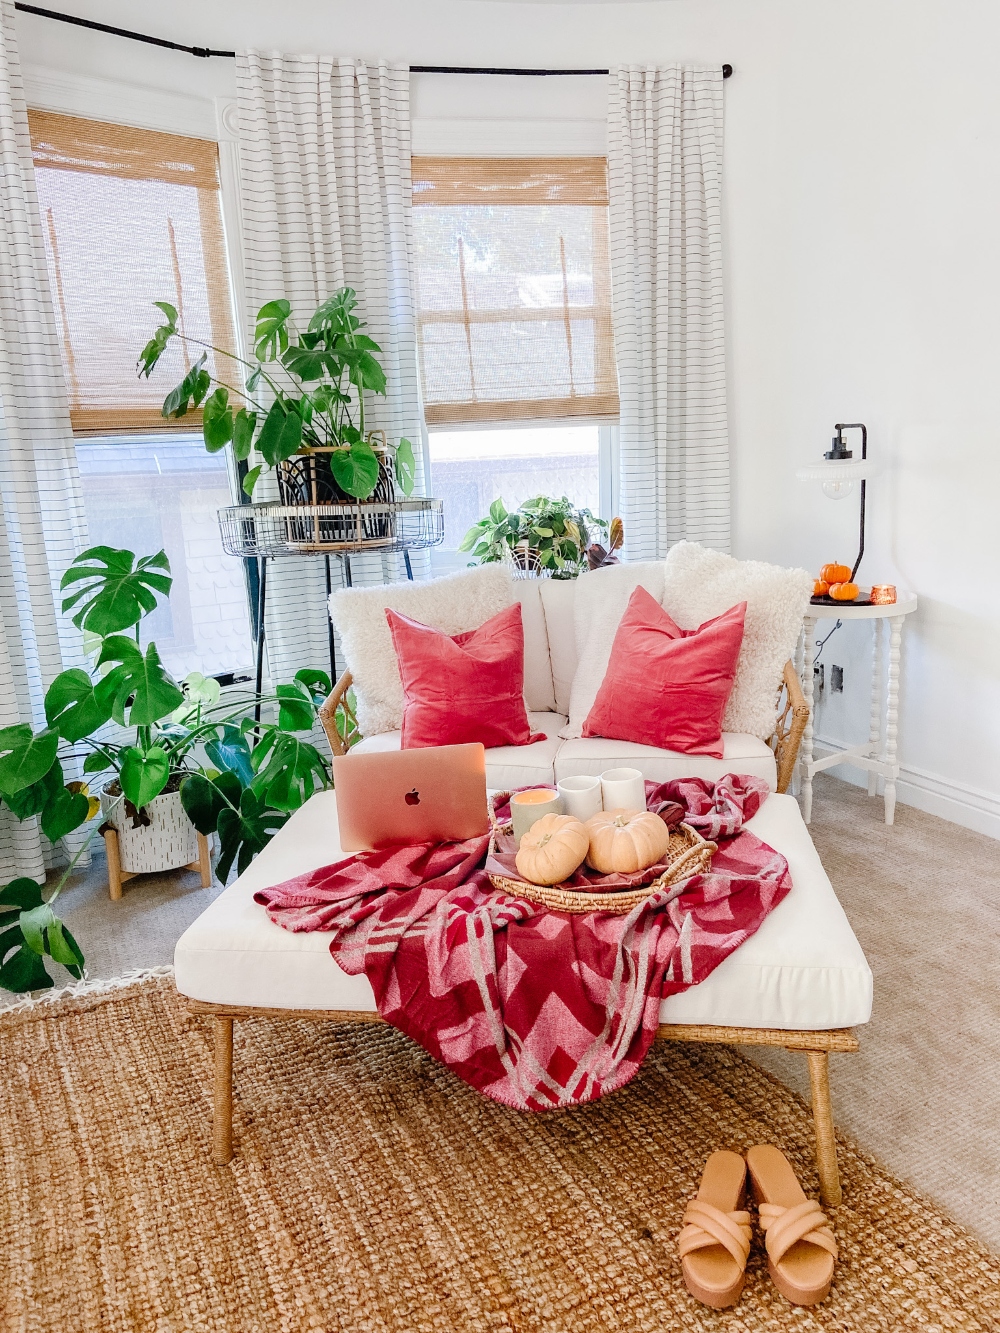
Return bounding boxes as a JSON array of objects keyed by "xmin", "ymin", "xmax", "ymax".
[{"xmin": 175, "ymin": 792, "xmax": 872, "ymax": 1032}]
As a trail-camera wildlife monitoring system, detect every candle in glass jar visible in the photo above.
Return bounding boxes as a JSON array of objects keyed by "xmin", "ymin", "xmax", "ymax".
[
  {"xmin": 870, "ymin": 584, "xmax": 897, "ymax": 605},
  {"xmin": 510, "ymin": 788, "xmax": 562, "ymax": 846}
]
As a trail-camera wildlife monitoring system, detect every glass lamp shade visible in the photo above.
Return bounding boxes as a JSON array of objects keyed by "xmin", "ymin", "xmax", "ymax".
[{"xmin": 796, "ymin": 457, "xmax": 874, "ymax": 500}]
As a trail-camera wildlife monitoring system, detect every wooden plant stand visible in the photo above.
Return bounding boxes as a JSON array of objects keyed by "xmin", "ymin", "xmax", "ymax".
[
  {"xmin": 188, "ymin": 1001, "xmax": 858, "ymax": 1208},
  {"xmin": 103, "ymin": 828, "xmax": 212, "ymax": 901}
]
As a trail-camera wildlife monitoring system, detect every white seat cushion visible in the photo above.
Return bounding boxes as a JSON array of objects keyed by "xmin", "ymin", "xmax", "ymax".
[
  {"xmin": 351, "ymin": 712, "xmax": 566, "ymax": 790},
  {"xmin": 554, "ymin": 732, "xmax": 778, "ymax": 790},
  {"xmin": 175, "ymin": 791, "xmax": 872, "ymax": 1031}
]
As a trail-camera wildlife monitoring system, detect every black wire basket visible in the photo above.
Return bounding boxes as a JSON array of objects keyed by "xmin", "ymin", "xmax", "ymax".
[{"xmin": 276, "ymin": 446, "xmax": 398, "ymax": 546}]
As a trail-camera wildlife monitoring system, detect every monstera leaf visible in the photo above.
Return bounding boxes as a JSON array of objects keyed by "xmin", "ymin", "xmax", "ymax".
[
  {"xmin": 0, "ymin": 877, "xmax": 84, "ymax": 993},
  {"xmin": 254, "ymin": 299, "xmax": 291, "ymax": 361},
  {"xmin": 44, "ymin": 668, "xmax": 112, "ymax": 742},
  {"xmin": 215, "ymin": 787, "xmax": 288, "ymax": 883},
  {"xmin": 118, "ymin": 745, "xmax": 170, "ymax": 809},
  {"xmin": 329, "ymin": 438, "xmax": 380, "ymax": 499},
  {"xmin": 60, "ymin": 547, "xmax": 172, "ymax": 635},
  {"xmin": 136, "ymin": 301, "xmax": 177, "ymax": 378},
  {"xmin": 276, "ymin": 681, "xmax": 316, "ymax": 733},
  {"xmin": 0, "ymin": 725, "xmax": 59, "ymax": 798},
  {"xmin": 394, "ymin": 439, "xmax": 416, "ymax": 497},
  {"xmin": 249, "ymin": 728, "xmax": 329, "ymax": 811},
  {"xmin": 202, "ymin": 386, "xmax": 234, "ymax": 451},
  {"xmin": 204, "ymin": 726, "xmax": 254, "ymax": 787},
  {"xmin": 180, "ymin": 771, "xmax": 243, "ymax": 836},
  {"xmin": 255, "ymin": 399, "xmax": 303, "ymax": 466},
  {"xmin": 94, "ymin": 640, "xmax": 184, "ymax": 727}
]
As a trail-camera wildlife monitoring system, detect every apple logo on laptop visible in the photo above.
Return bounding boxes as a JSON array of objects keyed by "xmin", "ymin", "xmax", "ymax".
[{"xmin": 404, "ymin": 788, "xmax": 420, "ymax": 806}]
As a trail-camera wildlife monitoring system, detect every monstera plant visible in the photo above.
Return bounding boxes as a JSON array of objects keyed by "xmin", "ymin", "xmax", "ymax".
[
  {"xmin": 137, "ymin": 286, "xmax": 415, "ymax": 501},
  {"xmin": 0, "ymin": 545, "xmax": 333, "ymax": 994}
]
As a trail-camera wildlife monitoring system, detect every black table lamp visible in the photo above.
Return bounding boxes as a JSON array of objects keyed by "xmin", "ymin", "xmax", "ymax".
[{"xmin": 796, "ymin": 422, "xmax": 873, "ymax": 581}]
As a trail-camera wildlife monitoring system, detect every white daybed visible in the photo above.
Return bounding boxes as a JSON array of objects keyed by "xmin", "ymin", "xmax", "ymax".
[{"xmin": 174, "ymin": 788, "xmax": 871, "ymax": 1205}]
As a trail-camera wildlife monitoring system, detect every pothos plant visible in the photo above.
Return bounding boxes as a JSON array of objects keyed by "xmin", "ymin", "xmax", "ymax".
[
  {"xmin": 0, "ymin": 545, "xmax": 332, "ymax": 994},
  {"xmin": 137, "ymin": 286, "xmax": 416, "ymax": 502},
  {"xmin": 460, "ymin": 495, "xmax": 609, "ymax": 580}
]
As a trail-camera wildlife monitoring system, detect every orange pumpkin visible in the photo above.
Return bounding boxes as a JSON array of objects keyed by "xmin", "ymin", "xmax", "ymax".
[
  {"xmin": 515, "ymin": 813, "xmax": 589, "ymax": 885},
  {"xmin": 584, "ymin": 809, "xmax": 670, "ymax": 875},
  {"xmin": 813, "ymin": 579, "xmax": 830, "ymax": 597},
  {"xmin": 828, "ymin": 582, "xmax": 860, "ymax": 602},
  {"xmin": 820, "ymin": 562, "xmax": 851, "ymax": 584}
]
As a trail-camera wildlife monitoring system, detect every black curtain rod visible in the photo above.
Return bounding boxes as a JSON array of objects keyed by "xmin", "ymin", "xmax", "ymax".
[
  {"xmin": 412, "ymin": 65, "xmax": 733, "ymax": 78},
  {"xmin": 13, "ymin": 6, "xmax": 732, "ymax": 77},
  {"xmin": 14, "ymin": 4, "xmax": 236, "ymax": 58}
]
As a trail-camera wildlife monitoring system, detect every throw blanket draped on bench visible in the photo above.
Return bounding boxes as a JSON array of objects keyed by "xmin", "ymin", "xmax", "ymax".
[{"xmin": 255, "ymin": 775, "xmax": 791, "ymax": 1111}]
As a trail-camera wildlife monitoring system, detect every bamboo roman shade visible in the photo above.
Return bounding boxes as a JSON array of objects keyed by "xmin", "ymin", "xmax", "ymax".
[
  {"xmin": 412, "ymin": 157, "xmax": 618, "ymax": 426},
  {"xmin": 28, "ymin": 111, "xmax": 234, "ymax": 434}
]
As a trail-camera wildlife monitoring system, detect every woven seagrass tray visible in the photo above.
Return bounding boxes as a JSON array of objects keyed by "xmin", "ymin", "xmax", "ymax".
[{"xmin": 486, "ymin": 792, "xmax": 717, "ymax": 915}]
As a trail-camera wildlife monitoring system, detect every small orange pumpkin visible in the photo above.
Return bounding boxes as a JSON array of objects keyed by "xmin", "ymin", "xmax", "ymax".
[
  {"xmin": 820, "ymin": 561, "xmax": 852, "ymax": 584},
  {"xmin": 584, "ymin": 809, "xmax": 670, "ymax": 875},
  {"xmin": 515, "ymin": 813, "xmax": 589, "ymax": 885},
  {"xmin": 828, "ymin": 581, "xmax": 860, "ymax": 602},
  {"xmin": 813, "ymin": 579, "xmax": 830, "ymax": 597}
]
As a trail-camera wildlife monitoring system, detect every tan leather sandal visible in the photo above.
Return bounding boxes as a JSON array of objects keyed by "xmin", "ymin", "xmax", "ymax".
[
  {"xmin": 677, "ymin": 1150, "xmax": 752, "ymax": 1309},
  {"xmin": 746, "ymin": 1144, "xmax": 838, "ymax": 1306}
]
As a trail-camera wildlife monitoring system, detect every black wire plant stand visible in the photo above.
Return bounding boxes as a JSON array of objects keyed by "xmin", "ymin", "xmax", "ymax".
[{"xmin": 218, "ymin": 497, "xmax": 444, "ymax": 702}]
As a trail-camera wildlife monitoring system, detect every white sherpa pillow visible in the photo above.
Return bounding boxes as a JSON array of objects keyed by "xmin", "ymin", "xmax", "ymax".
[
  {"xmin": 661, "ymin": 542, "xmax": 812, "ymax": 739},
  {"xmin": 329, "ymin": 563, "xmax": 515, "ymax": 736},
  {"xmin": 561, "ymin": 561, "xmax": 666, "ymax": 738}
]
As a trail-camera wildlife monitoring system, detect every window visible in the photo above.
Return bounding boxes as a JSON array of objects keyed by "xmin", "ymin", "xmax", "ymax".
[
  {"xmin": 429, "ymin": 423, "xmax": 602, "ymax": 553},
  {"xmin": 412, "ymin": 157, "xmax": 618, "ymax": 561},
  {"xmin": 29, "ymin": 112, "xmax": 251, "ymax": 675}
]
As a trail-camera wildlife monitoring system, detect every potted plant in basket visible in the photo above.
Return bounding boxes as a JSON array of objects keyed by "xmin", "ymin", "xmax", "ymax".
[
  {"xmin": 137, "ymin": 287, "xmax": 416, "ymax": 546},
  {"xmin": 460, "ymin": 495, "xmax": 612, "ymax": 579},
  {"xmin": 0, "ymin": 544, "xmax": 333, "ymax": 995}
]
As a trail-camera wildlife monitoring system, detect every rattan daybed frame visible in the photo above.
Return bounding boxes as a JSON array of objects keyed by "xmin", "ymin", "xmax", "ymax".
[{"xmin": 191, "ymin": 1003, "xmax": 855, "ymax": 1206}]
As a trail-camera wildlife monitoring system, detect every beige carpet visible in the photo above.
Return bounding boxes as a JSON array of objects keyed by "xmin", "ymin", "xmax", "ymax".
[
  {"xmin": 10, "ymin": 773, "xmax": 1000, "ymax": 1253},
  {"xmin": 3, "ymin": 974, "xmax": 999, "ymax": 1333},
  {"xmin": 745, "ymin": 776, "xmax": 1000, "ymax": 1252}
]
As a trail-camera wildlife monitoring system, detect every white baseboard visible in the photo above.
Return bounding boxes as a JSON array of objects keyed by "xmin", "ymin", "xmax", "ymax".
[{"xmin": 812, "ymin": 734, "xmax": 1000, "ymax": 840}]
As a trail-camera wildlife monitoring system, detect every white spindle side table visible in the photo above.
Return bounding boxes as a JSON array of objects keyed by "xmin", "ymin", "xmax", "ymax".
[{"xmin": 799, "ymin": 594, "xmax": 918, "ymax": 826}]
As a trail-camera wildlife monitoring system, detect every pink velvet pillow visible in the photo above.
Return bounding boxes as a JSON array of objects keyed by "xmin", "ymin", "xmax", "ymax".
[
  {"xmin": 386, "ymin": 602, "xmax": 544, "ymax": 750},
  {"xmin": 582, "ymin": 586, "xmax": 746, "ymax": 757}
]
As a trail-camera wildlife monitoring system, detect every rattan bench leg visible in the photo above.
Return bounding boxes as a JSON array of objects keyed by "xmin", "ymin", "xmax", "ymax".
[
  {"xmin": 213, "ymin": 1016, "xmax": 234, "ymax": 1165},
  {"xmin": 805, "ymin": 1049, "xmax": 841, "ymax": 1207}
]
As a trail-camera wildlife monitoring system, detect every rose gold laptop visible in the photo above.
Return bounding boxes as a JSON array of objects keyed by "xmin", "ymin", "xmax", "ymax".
[{"xmin": 332, "ymin": 743, "xmax": 489, "ymax": 851}]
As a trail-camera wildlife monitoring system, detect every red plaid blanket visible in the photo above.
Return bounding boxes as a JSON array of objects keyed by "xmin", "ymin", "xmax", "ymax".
[{"xmin": 255, "ymin": 775, "xmax": 791, "ymax": 1111}]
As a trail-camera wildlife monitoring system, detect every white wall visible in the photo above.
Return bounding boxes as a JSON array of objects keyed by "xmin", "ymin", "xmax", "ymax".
[{"xmin": 16, "ymin": 0, "xmax": 1000, "ymax": 834}]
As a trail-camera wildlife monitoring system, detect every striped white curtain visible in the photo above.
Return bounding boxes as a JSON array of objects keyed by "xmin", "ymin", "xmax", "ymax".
[
  {"xmin": 0, "ymin": 0, "xmax": 89, "ymax": 880},
  {"xmin": 607, "ymin": 66, "xmax": 729, "ymax": 558},
  {"xmin": 235, "ymin": 53, "xmax": 423, "ymax": 689}
]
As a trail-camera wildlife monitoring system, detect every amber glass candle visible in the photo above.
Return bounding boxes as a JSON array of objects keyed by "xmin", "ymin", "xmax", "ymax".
[
  {"xmin": 510, "ymin": 788, "xmax": 562, "ymax": 846},
  {"xmin": 870, "ymin": 584, "xmax": 897, "ymax": 605}
]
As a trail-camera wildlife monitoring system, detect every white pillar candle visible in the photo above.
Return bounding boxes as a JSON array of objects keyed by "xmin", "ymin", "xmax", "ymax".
[
  {"xmin": 600, "ymin": 767, "xmax": 647, "ymax": 813},
  {"xmin": 557, "ymin": 774, "xmax": 603, "ymax": 822}
]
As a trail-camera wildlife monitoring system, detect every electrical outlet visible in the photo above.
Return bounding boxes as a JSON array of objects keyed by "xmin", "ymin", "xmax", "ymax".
[
  {"xmin": 814, "ymin": 663, "xmax": 825, "ymax": 692},
  {"xmin": 831, "ymin": 665, "xmax": 844, "ymax": 693}
]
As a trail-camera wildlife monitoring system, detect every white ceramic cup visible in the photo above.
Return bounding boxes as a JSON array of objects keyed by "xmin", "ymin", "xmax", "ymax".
[
  {"xmin": 510, "ymin": 788, "xmax": 563, "ymax": 847},
  {"xmin": 600, "ymin": 767, "xmax": 647, "ymax": 813},
  {"xmin": 557, "ymin": 774, "xmax": 603, "ymax": 822}
]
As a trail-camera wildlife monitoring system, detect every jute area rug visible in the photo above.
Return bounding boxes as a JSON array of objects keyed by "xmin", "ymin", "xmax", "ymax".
[{"xmin": 2, "ymin": 976, "xmax": 997, "ymax": 1333}]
